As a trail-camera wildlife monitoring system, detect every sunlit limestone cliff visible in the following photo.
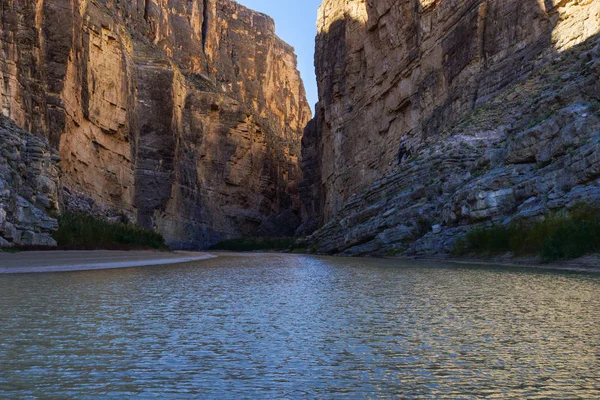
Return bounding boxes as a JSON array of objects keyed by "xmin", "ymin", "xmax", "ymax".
[
  {"xmin": 0, "ymin": 0, "xmax": 311, "ymax": 248},
  {"xmin": 300, "ymin": 0, "xmax": 600, "ymax": 256}
]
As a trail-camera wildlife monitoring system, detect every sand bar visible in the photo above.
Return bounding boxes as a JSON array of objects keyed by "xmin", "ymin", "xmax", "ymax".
[{"xmin": 0, "ymin": 250, "xmax": 216, "ymax": 274}]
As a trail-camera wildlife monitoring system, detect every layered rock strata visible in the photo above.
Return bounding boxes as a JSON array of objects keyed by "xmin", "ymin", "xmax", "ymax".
[
  {"xmin": 0, "ymin": 0, "xmax": 311, "ymax": 248},
  {"xmin": 302, "ymin": 0, "xmax": 600, "ymax": 255},
  {"xmin": 0, "ymin": 117, "xmax": 60, "ymax": 247}
]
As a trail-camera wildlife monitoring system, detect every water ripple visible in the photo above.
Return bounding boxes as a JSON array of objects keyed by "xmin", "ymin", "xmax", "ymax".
[{"xmin": 0, "ymin": 254, "xmax": 599, "ymax": 398}]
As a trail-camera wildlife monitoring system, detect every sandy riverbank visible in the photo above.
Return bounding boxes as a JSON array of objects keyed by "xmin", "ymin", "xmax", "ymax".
[{"xmin": 0, "ymin": 250, "xmax": 216, "ymax": 274}]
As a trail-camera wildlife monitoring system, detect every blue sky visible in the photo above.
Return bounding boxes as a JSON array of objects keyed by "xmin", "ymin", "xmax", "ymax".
[{"xmin": 237, "ymin": 0, "xmax": 322, "ymax": 111}]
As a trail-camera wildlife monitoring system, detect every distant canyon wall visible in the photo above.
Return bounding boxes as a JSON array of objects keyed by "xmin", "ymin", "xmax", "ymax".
[
  {"xmin": 0, "ymin": 0, "xmax": 311, "ymax": 248},
  {"xmin": 302, "ymin": 0, "xmax": 600, "ymax": 228}
]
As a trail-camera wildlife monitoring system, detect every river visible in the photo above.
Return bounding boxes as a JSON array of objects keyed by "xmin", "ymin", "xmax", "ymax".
[{"xmin": 0, "ymin": 254, "xmax": 598, "ymax": 398}]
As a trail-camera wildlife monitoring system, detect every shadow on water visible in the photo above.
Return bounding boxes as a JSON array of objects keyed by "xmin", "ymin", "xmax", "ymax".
[{"xmin": 309, "ymin": 253, "xmax": 600, "ymax": 277}]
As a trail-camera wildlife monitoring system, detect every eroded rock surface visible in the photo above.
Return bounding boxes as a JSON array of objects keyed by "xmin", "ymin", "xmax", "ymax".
[
  {"xmin": 302, "ymin": 0, "xmax": 600, "ymax": 256},
  {"xmin": 0, "ymin": 0, "xmax": 311, "ymax": 248},
  {"xmin": 0, "ymin": 117, "xmax": 60, "ymax": 247}
]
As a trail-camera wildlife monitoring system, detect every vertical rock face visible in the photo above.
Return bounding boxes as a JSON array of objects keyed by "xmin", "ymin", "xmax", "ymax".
[
  {"xmin": 0, "ymin": 117, "xmax": 60, "ymax": 247},
  {"xmin": 303, "ymin": 0, "xmax": 600, "ymax": 226},
  {"xmin": 302, "ymin": 0, "xmax": 600, "ymax": 255},
  {"xmin": 0, "ymin": 0, "xmax": 311, "ymax": 248}
]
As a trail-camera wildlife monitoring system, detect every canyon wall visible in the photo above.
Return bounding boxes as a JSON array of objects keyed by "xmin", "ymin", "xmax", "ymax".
[
  {"xmin": 0, "ymin": 0, "xmax": 311, "ymax": 248},
  {"xmin": 0, "ymin": 117, "xmax": 60, "ymax": 247},
  {"xmin": 302, "ymin": 0, "xmax": 600, "ymax": 255}
]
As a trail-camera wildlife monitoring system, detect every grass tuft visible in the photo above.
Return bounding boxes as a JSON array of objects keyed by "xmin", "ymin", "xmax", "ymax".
[
  {"xmin": 0, "ymin": 247, "xmax": 21, "ymax": 253},
  {"xmin": 53, "ymin": 212, "xmax": 168, "ymax": 250}
]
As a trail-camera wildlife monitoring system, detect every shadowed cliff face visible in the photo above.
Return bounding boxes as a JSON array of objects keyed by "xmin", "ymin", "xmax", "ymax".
[
  {"xmin": 301, "ymin": 0, "xmax": 599, "ymax": 229},
  {"xmin": 301, "ymin": 0, "xmax": 600, "ymax": 255},
  {"xmin": 0, "ymin": 0, "xmax": 311, "ymax": 248}
]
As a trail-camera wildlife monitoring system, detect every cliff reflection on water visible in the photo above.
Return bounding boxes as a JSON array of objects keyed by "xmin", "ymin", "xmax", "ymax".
[{"xmin": 0, "ymin": 254, "xmax": 599, "ymax": 398}]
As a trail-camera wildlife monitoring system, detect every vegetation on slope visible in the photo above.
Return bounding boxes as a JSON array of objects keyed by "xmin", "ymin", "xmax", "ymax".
[
  {"xmin": 53, "ymin": 212, "xmax": 167, "ymax": 250},
  {"xmin": 454, "ymin": 203, "xmax": 600, "ymax": 263},
  {"xmin": 444, "ymin": 37, "xmax": 600, "ymax": 139}
]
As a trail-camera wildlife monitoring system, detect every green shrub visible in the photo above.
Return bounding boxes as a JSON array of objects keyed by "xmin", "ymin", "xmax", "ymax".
[
  {"xmin": 0, "ymin": 247, "xmax": 21, "ymax": 253},
  {"xmin": 208, "ymin": 237, "xmax": 297, "ymax": 252},
  {"xmin": 540, "ymin": 204, "xmax": 600, "ymax": 262},
  {"xmin": 454, "ymin": 203, "xmax": 600, "ymax": 262},
  {"xmin": 53, "ymin": 212, "xmax": 167, "ymax": 250}
]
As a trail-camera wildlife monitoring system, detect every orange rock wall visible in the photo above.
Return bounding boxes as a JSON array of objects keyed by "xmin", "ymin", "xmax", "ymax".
[{"xmin": 0, "ymin": 0, "xmax": 311, "ymax": 248}]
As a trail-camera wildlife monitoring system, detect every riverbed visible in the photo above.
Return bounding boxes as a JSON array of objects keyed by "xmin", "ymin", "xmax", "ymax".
[{"xmin": 0, "ymin": 253, "xmax": 598, "ymax": 398}]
